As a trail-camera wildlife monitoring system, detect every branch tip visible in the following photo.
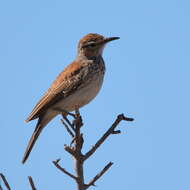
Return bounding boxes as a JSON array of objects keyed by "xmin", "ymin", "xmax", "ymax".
[
  {"xmin": 55, "ymin": 158, "xmax": 61, "ymax": 163},
  {"xmin": 84, "ymin": 114, "xmax": 133, "ymax": 160},
  {"xmin": 28, "ymin": 176, "xmax": 37, "ymax": 190},
  {"xmin": 0, "ymin": 173, "xmax": 11, "ymax": 190},
  {"xmin": 53, "ymin": 160, "xmax": 77, "ymax": 180},
  {"xmin": 119, "ymin": 114, "xmax": 134, "ymax": 121},
  {"xmin": 112, "ymin": 130, "xmax": 121, "ymax": 134},
  {"xmin": 85, "ymin": 162, "xmax": 113, "ymax": 189}
]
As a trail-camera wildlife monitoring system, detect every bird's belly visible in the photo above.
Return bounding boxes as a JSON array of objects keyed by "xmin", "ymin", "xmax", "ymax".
[{"xmin": 55, "ymin": 74, "xmax": 104, "ymax": 112}]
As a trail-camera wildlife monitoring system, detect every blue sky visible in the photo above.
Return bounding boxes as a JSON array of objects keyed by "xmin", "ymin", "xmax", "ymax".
[{"xmin": 0, "ymin": 0, "xmax": 190, "ymax": 189}]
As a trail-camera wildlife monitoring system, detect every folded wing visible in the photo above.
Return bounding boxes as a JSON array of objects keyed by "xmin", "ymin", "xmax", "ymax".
[{"xmin": 25, "ymin": 61, "xmax": 85, "ymax": 122}]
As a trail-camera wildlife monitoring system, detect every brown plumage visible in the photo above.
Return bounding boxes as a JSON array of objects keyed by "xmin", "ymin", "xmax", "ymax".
[
  {"xmin": 25, "ymin": 60, "xmax": 82, "ymax": 122},
  {"xmin": 22, "ymin": 33, "xmax": 119, "ymax": 163}
]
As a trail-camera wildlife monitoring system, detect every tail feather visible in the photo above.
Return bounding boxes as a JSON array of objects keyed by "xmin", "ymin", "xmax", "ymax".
[{"xmin": 22, "ymin": 122, "xmax": 43, "ymax": 164}]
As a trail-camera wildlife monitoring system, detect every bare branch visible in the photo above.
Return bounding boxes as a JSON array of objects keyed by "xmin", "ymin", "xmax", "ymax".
[
  {"xmin": 112, "ymin": 130, "xmax": 121, "ymax": 134},
  {"xmin": 85, "ymin": 162, "xmax": 113, "ymax": 189},
  {"xmin": 53, "ymin": 111, "xmax": 133, "ymax": 190},
  {"xmin": 62, "ymin": 115, "xmax": 76, "ymax": 132},
  {"xmin": 28, "ymin": 176, "xmax": 37, "ymax": 190},
  {"xmin": 61, "ymin": 118, "xmax": 74, "ymax": 137},
  {"xmin": 0, "ymin": 173, "xmax": 11, "ymax": 190},
  {"xmin": 73, "ymin": 109, "xmax": 85, "ymax": 190},
  {"xmin": 64, "ymin": 145, "xmax": 77, "ymax": 157},
  {"xmin": 84, "ymin": 114, "xmax": 134, "ymax": 160},
  {"xmin": 53, "ymin": 159, "xmax": 77, "ymax": 180},
  {"xmin": 0, "ymin": 184, "xmax": 3, "ymax": 190}
]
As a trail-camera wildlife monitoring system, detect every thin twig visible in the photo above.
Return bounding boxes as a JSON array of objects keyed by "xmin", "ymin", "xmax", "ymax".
[
  {"xmin": 53, "ymin": 160, "xmax": 77, "ymax": 180},
  {"xmin": 84, "ymin": 114, "xmax": 134, "ymax": 160},
  {"xmin": 62, "ymin": 115, "xmax": 76, "ymax": 132},
  {"xmin": 64, "ymin": 145, "xmax": 77, "ymax": 157},
  {"xmin": 61, "ymin": 118, "xmax": 74, "ymax": 137},
  {"xmin": 112, "ymin": 130, "xmax": 121, "ymax": 134},
  {"xmin": 28, "ymin": 176, "xmax": 37, "ymax": 190},
  {"xmin": 0, "ymin": 184, "xmax": 3, "ymax": 190},
  {"xmin": 85, "ymin": 162, "xmax": 113, "ymax": 189},
  {"xmin": 0, "ymin": 173, "xmax": 11, "ymax": 190}
]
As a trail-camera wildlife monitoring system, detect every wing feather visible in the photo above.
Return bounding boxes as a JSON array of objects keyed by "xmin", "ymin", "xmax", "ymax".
[{"xmin": 25, "ymin": 61, "xmax": 84, "ymax": 122}]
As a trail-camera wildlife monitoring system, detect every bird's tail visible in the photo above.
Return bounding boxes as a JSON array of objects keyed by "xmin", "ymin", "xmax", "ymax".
[{"xmin": 22, "ymin": 120, "xmax": 44, "ymax": 164}]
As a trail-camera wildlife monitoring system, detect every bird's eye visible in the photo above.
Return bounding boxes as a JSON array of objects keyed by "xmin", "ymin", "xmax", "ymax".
[
  {"xmin": 88, "ymin": 43, "xmax": 96, "ymax": 47},
  {"xmin": 82, "ymin": 42, "xmax": 96, "ymax": 48}
]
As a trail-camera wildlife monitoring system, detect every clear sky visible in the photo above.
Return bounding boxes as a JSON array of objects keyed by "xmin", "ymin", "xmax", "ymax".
[{"xmin": 0, "ymin": 0, "xmax": 190, "ymax": 189}]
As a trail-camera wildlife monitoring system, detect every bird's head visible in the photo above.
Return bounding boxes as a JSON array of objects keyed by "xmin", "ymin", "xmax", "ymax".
[{"xmin": 77, "ymin": 33, "xmax": 119, "ymax": 57}]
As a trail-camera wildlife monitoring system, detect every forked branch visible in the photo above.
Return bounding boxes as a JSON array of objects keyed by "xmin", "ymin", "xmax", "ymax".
[
  {"xmin": 84, "ymin": 114, "xmax": 134, "ymax": 160},
  {"xmin": 85, "ymin": 162, "xmax": 113, "ymax": 189},
  {"xmin": 53, "ymin": 111, "xmax": 133, "ymax": 190},
  {"xmin": 53, "ymin": 159, "xmax": 77, "ymax": 180}
]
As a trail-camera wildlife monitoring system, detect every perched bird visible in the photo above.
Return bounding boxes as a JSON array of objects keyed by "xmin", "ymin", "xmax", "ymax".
[{"xmin": 22, "ymin": 33, "xmax": 119, "ymax": 163}]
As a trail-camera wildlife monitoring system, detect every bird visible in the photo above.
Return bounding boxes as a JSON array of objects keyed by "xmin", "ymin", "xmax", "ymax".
[{"xmin": 22, "ymin": 33, "xmax": 119, "ymax": 164}]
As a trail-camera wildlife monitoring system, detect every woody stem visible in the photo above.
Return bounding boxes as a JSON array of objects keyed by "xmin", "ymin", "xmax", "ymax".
[{"xmin": 74, "ymin": 110, "xmax": 85, "ymax": 190}]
